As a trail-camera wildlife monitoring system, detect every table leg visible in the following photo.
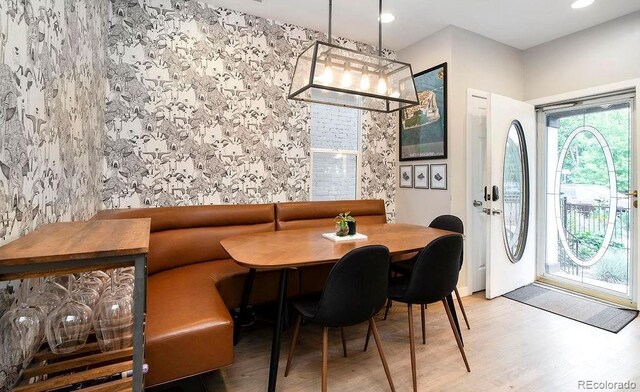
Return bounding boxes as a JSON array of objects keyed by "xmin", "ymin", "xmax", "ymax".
[
  {"xmin": 234, "ymin": 268, "xmax": 256, "ymax": 345},
  {"xmin": 446, "ymin": 294, "xmax": 463, "ymax": 346},
  {"xmin": 268, "ymin": 269, "xmax": 288, "ymax": 392},
  {"xmin": 133, "ymin": 255, "xmax": 148, "ymax": 392}
]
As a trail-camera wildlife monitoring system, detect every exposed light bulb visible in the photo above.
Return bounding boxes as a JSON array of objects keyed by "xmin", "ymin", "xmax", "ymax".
[
  {"xmin": 360, "ymin": 67, "xmax": 371, "ymax": 91},
  {"xmin": 322, "ymin": 57, "xmax": 334, "ymax": 85},
  {"xmin": 378, "ymin": 13, "xmax": 395, "ymax": 23},
  {"xmin": 341, "ymin": 64, "xmax": 353, "ymax": 88},
  {"xmin": 377, "ymin": 74, "xmax": 387, "ymax": 95}
]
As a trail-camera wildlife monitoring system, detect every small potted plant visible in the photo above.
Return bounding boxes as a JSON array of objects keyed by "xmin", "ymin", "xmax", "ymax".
[{"xmin": 335, "ymin": 211, "xmax": 356, "ymax": 236}]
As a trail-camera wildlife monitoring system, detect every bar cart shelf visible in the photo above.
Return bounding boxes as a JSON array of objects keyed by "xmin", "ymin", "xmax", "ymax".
[{"xmin": 0, "ymin": 219, "xmax": 150, "ymax": 392}]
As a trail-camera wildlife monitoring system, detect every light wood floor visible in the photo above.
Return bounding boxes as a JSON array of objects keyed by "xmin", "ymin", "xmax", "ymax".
[{"xmin": 201, "ymin": 293, "xmax": 640, "ymax": 392}]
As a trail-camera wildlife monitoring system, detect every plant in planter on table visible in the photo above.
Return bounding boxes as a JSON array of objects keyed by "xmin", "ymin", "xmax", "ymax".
[{"xmin": 335, "ymin": 212, "xmax": 357, "ymax": 236}]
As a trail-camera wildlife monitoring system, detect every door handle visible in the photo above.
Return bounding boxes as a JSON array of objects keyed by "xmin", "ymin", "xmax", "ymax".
[
  {"xmin": 473, "ymin": 200, "xmax": 483, "ymax": 207},
  {"xmin": 492, "ymin": 186, "xmax": 500, "ymax": 202},
  {"xmin": 492, "ymin": 209, "xmax": 502, "ymax": 215},
  {"xmin": 627, "ymin": 190, "xmax": 638, "ymax": 198},
  {"xmin": 482, "ymin": 208, "xmax": 491, "ymax": 215}
]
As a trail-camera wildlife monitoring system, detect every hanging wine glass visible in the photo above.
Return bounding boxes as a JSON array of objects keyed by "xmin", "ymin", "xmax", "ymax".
[
  {"xmin": 45, "ymin": 275, "xmax": 93, "ymax": 355},
  {"xmin": 72, "ymin": 273, "xmax": 100, "ymax": 310},
  {"xmin": 101, "ymin": 269, "xmax": 133, "ymax": 298},
  {"xmin": 42, "ymin": 277, "xmax": 68, "ymax": 299},
  {"xmin": 26, "ymin": 277, "xmax": 62, "ymax": 314},
  {"xmin": 93, "ymin": 269, "xmax": 134, "ymax": 352},
  {"xmin": 0, "ymin": 279, "xmax": 45, "ymax": 366},
  {"xmin": 84, "ymin": 271, "xmax": 110, "ymax": 295}
]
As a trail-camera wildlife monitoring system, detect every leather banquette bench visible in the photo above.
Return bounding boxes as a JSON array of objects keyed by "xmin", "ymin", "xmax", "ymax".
[{"xmin": 92, "ymin": 199, "xmax": 387, "ymax": 387}]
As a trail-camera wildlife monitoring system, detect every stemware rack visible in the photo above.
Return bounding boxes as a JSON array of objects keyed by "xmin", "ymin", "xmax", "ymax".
[{"xmin": 0, "ymin": 219, "xmax": 150, "ymax": 392}]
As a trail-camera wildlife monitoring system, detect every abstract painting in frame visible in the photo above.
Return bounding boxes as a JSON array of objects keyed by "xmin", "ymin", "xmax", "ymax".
[
  {"xmin": 399, "ymin": 62, "xmax": 447, "ymax": 161},
  {"xmin": 414, "ymin": 165, "xmax": 429, "ymax": 189},
  {"xmin": 430, "ymin": 164, "xmax": 447, "ymax": 190},
  {"xmin": 399, "ymin": 165, "xmax": 413, "ymax": 188}
]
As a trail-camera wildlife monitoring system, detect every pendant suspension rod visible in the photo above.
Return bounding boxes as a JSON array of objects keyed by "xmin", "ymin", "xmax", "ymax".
[
  {"xmin": 378, "ymin": 0, "xmax": 382, "ymax": 56},
  {"xmin": 328, "ymin": 0, "xmax": 332, "ymax": 45}
]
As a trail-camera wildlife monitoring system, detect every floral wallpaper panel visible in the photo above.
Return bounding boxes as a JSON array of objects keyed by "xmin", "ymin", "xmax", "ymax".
[
  {"xmin": 0, "ymin": 0, "xmax": 107, "ymax": 389},
  {"xmin": 104, "ymin": 0, "xmax": 398, "ymax": 221}
]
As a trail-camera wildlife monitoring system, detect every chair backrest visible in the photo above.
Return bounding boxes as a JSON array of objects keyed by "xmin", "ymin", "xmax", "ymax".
[
  {"xmin": 275, "ymin": 200, "xmax": 387, "ymax": 231},
  {"xmin": 311, "ymin": 245, "xmax": 390, "ymax": 327},
  {"xmin": 92, "ymin": 204, "xmax": 276, "ymax": 275},
  {"xmin": 429, "ymin": 215, "xmax": 464, "ymax": 269},
  {"xmin": 429, "ymin": 215, "xmax": 463, "ymax": 234},
  {"xmin": 400, "ymin": 234, "xmax": 464, "ymax": 305}
]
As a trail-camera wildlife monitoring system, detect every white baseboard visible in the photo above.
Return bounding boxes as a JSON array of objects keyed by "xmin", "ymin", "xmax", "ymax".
[{"xmin": 455, "ymin": 286, "xmax": 471, "ymax": 298}]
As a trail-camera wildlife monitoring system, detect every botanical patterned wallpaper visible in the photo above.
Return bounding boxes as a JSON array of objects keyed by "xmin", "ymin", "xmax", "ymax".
[
  {"xmin": 104, "ymin": 0, "xmax": 398, "ymax": 220},
  {"xmin": 0, "ymin": 0, "xmax": 107, "ymax": 388}
]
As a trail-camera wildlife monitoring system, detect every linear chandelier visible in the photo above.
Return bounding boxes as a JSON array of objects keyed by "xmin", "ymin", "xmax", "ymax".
[{"xmin": 288, "ymin": 0, "xmax": 419, "ymax": 113}]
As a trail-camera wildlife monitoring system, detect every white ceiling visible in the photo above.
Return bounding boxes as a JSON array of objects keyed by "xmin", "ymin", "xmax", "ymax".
[{"xmin": 204, "ymin": 0, "xmax": 640, "ymax": 51}]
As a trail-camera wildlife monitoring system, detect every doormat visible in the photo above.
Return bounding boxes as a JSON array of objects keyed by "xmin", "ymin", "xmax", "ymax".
[{"xmin": 503, "ymin": 284, "xmax": 638, "ymax": 333}]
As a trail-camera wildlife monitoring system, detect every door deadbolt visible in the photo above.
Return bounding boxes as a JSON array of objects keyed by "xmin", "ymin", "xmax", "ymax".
[{"xmin": 473, "ymin": 200, "xmax": 483, "ymax": 207}]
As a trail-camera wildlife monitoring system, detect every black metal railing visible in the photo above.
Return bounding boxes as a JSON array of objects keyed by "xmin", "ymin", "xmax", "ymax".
[{"xmin": 557, "ymin": 196, "xmax": 629, "ymax": 275}]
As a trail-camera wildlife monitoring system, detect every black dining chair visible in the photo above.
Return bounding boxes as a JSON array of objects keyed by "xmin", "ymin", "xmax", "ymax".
[
  {"xmin": 284, "ymin": 245, "xmax": 395, "ymax": 392},
  {"xmin": 372, "ymin": 234, "xmax": 469, "ymax": 392},
  {"xmin": 385, "ymin": 215, "xmax": 470, "ymax": 342}
]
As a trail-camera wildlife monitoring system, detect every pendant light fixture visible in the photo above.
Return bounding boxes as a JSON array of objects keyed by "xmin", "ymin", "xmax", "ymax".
[{"xmin": 288, "ymin": 0, "xmax": 419, "ymax": 113}]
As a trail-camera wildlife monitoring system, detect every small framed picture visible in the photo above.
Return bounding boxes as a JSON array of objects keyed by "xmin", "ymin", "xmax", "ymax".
[
  {"xmin": 430, "ymin": 164, "xmax": 447, "ymax": 190},
  {"xmin": 414, "ymin": 165, "xmax": 429, "ymax": 189},
  {"xmin": 399, "ymin": 165, "xmax": 413, "ymax": 188}
]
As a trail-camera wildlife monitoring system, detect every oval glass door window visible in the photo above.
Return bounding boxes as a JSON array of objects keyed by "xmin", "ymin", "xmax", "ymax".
[
  {"xmin": 502, "ymin": 120, "xmax": 530, "ymax": 263},
  {"xmin": 554, "ymin": 126, "xmax": 617, "ymax": 267}
]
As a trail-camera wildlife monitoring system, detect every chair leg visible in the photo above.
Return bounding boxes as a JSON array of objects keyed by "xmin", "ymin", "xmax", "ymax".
[
  {"xmin": 340, "ymin": 327, "xmax": 347, "ymax": 358},
  {"xmin": 441, "ymin": 299, "xmax": 471, "ymax": 372},
  {"xmin": 369, "ymin": 319, "xmax": 396, "ymax": 392},
  {"xmin": 285, "ymin": 314, "xmax": 302, "ymax": 377},
  {"xmin": 420, "ymin": 304, "xmax": 426, "ymax": 345},
  {"xmin": 363, "ymin": 322, "xmax": 372, "ymax": 352},
  {"xmin": 407, "ymin": 304, "xmax": 417, "ymax": 392},
  {"xmin": 383, "ymin": 298, "xmax": 392, "ymax": 320},
  {"xmin": 454, "ymin": 288, "xmax": 471, "ymax": 330},
  {"xmin": 322, "ymin": 326, "xmax": 329, "ymax": 392}
]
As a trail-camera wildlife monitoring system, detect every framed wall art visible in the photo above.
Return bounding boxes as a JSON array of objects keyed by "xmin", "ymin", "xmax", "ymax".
[
  {"xmin": 399, "ymin": 62, "xmax": 447, "ymax": 161},
  {"xmin": 399, "ymin": 165, "xmax": 413, "ymax": 188},
  {"xmin": 430, "ymin": 164, "xmax": 447, "ymax": 190},
  {"xmin": 413, "ymin": 165, "xmax": 429, "ymax": 189}
]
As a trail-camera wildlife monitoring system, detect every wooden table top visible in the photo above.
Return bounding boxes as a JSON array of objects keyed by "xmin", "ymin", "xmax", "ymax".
[
  {"xmin": 220, "ymin": 223, "xmax": 455, "ymax": 269},
  {"xmin": 0, "ymin": 219, "xmax": 151, "ymax": 266}
]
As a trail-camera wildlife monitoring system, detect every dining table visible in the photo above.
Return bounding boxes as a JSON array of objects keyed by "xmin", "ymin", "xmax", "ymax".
[{"xmin": 220, "ymin": 222, "xmax": 460, "ymax": 392}]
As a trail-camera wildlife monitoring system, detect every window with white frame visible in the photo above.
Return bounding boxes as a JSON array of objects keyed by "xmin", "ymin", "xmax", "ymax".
[{"xmin": 310, "ymin": 104, "xmax": 361, "ymax": 201}]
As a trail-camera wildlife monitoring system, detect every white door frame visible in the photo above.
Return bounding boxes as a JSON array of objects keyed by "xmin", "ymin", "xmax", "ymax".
[
  {"xmin": 528, "ymin": 78, "xmax": 640, "ymax": 307},
  {"xmin": 466, "ymin": 88, "xmax": 490, "ymax": 294}
]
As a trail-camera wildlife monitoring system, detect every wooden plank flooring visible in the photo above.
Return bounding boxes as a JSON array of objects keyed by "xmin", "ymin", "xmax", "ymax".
[{"xmin": 198, "ymin": 293, "xmax": 640, "ymax": 391}]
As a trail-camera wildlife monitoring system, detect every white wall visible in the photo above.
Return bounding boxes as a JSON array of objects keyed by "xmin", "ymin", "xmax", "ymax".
[
  {"xmin": 396, "ymin": 27, "xmax": 453, "ymax": 226},
  {"xmin": 397, "ymin": 26, "xmax": 524, "ymax": 291},
  {"xmin": 523, "ymin": 11, "xmax": 640, "ymax": 100}
]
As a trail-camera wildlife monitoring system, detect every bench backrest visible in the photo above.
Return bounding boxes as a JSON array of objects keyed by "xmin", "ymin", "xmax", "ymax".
[
  {"xmin": 275, "ymin": 200, "xmax": 386, "ymax": 231},
  {"xmin": 93, "ymin": 204, "xmax": 275, "ymax": 275}
]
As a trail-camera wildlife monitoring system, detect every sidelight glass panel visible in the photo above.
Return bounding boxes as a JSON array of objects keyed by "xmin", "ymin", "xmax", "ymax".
[{"xmin": 543, "ymin": 100, "xmax": 633, "ymax": 297}]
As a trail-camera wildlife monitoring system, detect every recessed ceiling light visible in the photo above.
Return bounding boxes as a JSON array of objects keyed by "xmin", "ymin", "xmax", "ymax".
[
  {"xmin": 571, "ymin": 0, "xmax": 595, "ymax": 9},
  {"xmin": 379, "ymin": 13, "xmax": 395, "ymax": 23}
]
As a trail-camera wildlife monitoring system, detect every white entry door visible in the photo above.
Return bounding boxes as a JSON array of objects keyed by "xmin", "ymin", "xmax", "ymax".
[{"xmin": 485, "ymin": 94, "xmax": 537, "ymax": 299}]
